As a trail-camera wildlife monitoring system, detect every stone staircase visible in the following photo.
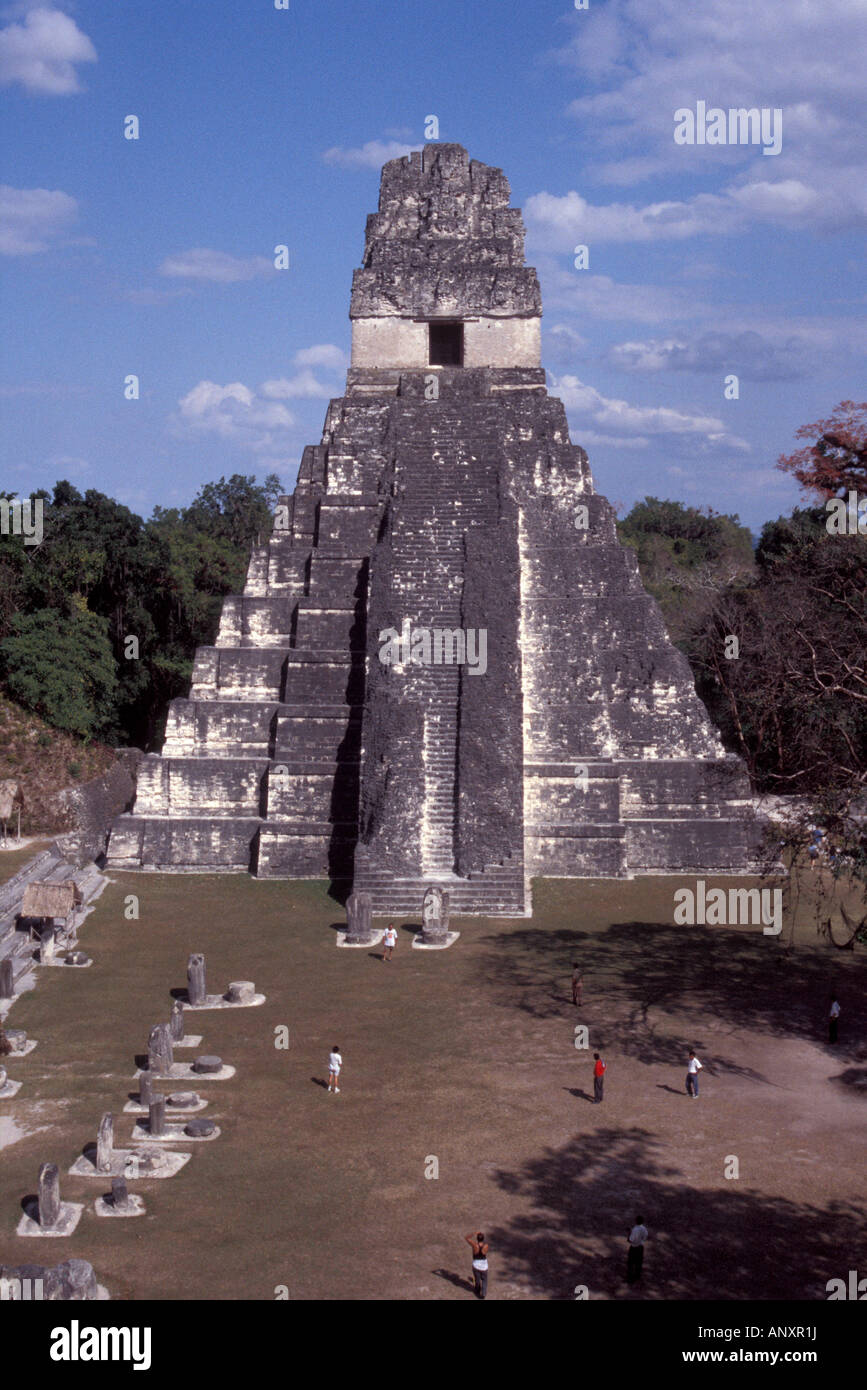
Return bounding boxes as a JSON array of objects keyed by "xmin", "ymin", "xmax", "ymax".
[{"xmin": 353, "ymin": 393, "xmax": 528, "ymax": 914}]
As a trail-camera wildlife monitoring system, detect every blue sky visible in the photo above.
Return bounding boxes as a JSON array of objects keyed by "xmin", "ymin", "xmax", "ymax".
[{"xmin": 1, "ymin": 0, "xmax": 865, "ymax": 532}]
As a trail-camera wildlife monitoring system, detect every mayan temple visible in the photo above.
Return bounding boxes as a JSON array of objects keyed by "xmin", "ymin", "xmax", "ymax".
[{"xmin": 107, "ymin": 144, "xmax": 759, "ymax": 915}]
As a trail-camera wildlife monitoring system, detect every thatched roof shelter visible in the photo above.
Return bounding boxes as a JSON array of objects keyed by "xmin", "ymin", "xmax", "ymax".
[
  {"xmin": 20, "ymin": 881, "xmax": 83, "ymax": 921},
  {"xmin": 0, "ymin": 780, "xmax": 20, "ymax": 821}
]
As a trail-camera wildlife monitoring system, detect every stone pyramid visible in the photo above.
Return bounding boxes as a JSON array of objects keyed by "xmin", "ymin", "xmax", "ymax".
[{"xmin": 108, "ymin": 143, "xmax": 760, "ymax": 914}]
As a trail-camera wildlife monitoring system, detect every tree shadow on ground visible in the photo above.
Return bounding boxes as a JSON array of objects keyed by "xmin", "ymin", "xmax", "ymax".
[
  {"xmin": 480, "ymin": 921, "xmax": 867, "ymax": 1063},
  {"xmin": 830, "ymin": 1067, "xmax": 867, "ymax": 1094},
  {"xmin": 490, "ymin": 1126, "xmax": 867, "ymax": 1301}
]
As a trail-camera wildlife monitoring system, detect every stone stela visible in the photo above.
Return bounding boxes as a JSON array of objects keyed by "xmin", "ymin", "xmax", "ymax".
[
  {"xmin": 107, "ymin": 143, "xmax": 762, "ymax": 916},
  {"xmin": 17, "ymin": 1162, "xmax": 84, "ymax": 1237},
  {"xmin": 338, "ymin": 890, "xmax": 385, "ymax": 948}
]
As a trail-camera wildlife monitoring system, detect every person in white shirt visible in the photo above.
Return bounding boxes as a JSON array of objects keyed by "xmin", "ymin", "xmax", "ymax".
[
  {"xmin": 686, "ymin": 1049, "xmax": 703, "ymax": 1098},
  {"xmin": 829, "ymin": 997, "xmax": 841, "ymax": 1044},
  {"xmin": 627, "ymin": 1217, "xmax": 648, "ymax": 1283},
  {"xmin": 383, "ymin": 924, "xmax": 397, "ymax": 962},
  {"xmin": 327, "ymin": 1045, "xmax": 342, "ymax": 1094}
]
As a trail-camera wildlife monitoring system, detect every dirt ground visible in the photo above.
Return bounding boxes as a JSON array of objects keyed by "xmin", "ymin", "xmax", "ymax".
[{"xmin": 0, "ymin": 871, "xmax": 865, "ymax": 1301}]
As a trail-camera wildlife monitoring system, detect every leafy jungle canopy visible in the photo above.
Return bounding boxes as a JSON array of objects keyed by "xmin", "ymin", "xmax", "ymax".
[{"xmin": 0, "ymin": 473, "xmax": 281, "ymax": 748}]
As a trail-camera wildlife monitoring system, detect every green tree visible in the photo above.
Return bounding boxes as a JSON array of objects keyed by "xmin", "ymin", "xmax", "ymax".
[
  {"xmin": 0, "ymin": 605, "xmax": 118, "ymax": 739},
  {"xmin": 618, "ymin": 496, "xmax": 755, "ymax": 640}
]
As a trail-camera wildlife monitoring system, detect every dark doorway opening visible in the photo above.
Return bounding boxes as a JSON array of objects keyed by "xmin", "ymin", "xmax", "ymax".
[{"xmin": 428, "ymin": 321, "xmax": 463, "ymax": 366}]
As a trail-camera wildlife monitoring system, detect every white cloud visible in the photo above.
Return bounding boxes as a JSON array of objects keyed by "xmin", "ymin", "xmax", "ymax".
[
  {"xmin": 0, "ymin": 183, "xmax": 78, "ymax": 254},
  {"xmin": 526, "ymin": 166, "xmax": 866, "ymax": 245},
  {"xmin": 322, "ymin": 139, "xmax": 420, "ymax": 169},
  {"xmin": 260, "ymin": 370, "xmax": 332, "ymax": 400},
  {"xmin": 549, "ymin": 374, "xmax": 750, "ymax": 453},
  {"xmin": 538, "ymin": 261, "xmax": 703, "ymax": 324},
  {"xmin": 608, "ymin": 331, "xmax": 814, "ymax": 381},
  {"xmin": 526, "ymin": 188, "xmax": 737, "ymax": 245},
  {"xmin": 548, "ymin": 0, "xmax": 867, "ymax": 228},
  {"xmin": 292, "ymin": 343, "xmax": 348, "ymax": 370},
  {"xmin": 172, "ymin": 347, "xmax": 348, "ymax": 450},
  {"xmin": 158, "ymin": 248, "xmax": 275, "ymax": 283},
  {"xmin": 174, "ymin": 380, "xmax": 296, "ymax": 452},
  {"xmin": 0, "ymin": 6, "xmax": 96, "ymax": 95}
]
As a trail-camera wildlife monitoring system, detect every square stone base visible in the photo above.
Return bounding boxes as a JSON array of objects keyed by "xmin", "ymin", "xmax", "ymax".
[
  {"xmin": 183, "ymin": 994, "xmax": 264, "ymax": 1010},
  {"xmin": 336, "ymin": 928, "xmax": 386, "ymax": 949},
  {"xmin": 412, "ymin": 931, "xmax": 461, "ymax": 950},
  {"xmin": 69, "ymin": 1148, "xmax": 191, "ymax": 1179},
  {"xmin": 17, "ymin": 1201, "xmax": 84, "ymax": 1237},
  {"xmin": 123, "ymin": 1095, "xmax": 208, "ymax": 1116},
  {"xmin": 130, "ymin": 1122, "xmax": 220, "ymax": 1143},
  {"xmin": 94, "ymin": 1194, "xmax": 146, "ymax": 1218},
  {"xmin": 133, "ymin": 1063, "xmax": 235, "ymax": 1082}
]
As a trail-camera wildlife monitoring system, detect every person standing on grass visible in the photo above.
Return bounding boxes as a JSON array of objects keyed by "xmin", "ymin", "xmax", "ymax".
[
  {"xmin": 593, "ymin": 1052, "xmax": 606, "ymax": 1103},
  {"xmin": 327, "ymin": 1045, "xmax": 342, "ymax": 1093},
  {"xmin": 686, "ymin": 1049, "xmax": 702, "ymax": 1098},
  {"xmin": 383, "ymin": 923, "xmax": 397, "ymax": 962},
  {"xmin": 626, "ymin": 1216, "xmax": 648, "ymax": 1284},
  {"xmin": 571, "ymin": 963, "xmax": 583, "ymax": 1007},
  {"xmin": 829, "ymin": 996, "xmax": 841, "ymax": 1044},
  {"xmin": 464, "ymin": 1231, "xmax": 489, "ymax": 1299}
]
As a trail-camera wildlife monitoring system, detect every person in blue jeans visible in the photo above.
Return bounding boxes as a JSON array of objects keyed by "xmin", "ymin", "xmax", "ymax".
[
  {"xmin": 464, "ymin": 1231, "xmax": 489, "ymax": 1299},
  {"xmin": 686, "ymin": 1049, "xmax": 703, "ymax": 1097}
]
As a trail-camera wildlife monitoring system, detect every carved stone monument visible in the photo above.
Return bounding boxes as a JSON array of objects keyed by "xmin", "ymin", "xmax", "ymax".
[
  {"xmin": 421, "ymin": 887, "xmax": 448, "ymax": 942},
  {"xmin": 96, "ymin": 1114, "xmax": 114, "ymax": 1174},
  {"xmin": 38, "ymin": 1162, "xmax": 61, "ymax": 1227},
  {"xmin": 225, "ymin": 980, "xmax": 256, "ymax": 1004},
  {"xmin": 94, "ymin": 1175, "xmax": 145, "ymax": 1219},
  {"xmin": 345, "ymin": 892, "xmax": 373, "ymax": 944},
  {"xmin": 147, "ymin": 1023, "xmax": 174, "ymax": 1077},
  {"xmin": 149, "ymin": 1096, "xmax": 166, "ymax": 1137},
  {"xmin": 193, "ymin": 1055, "xmax": 222, "ymax": 1075},
  {"xmin": 17, "ymin": 1162, "xmax": 83, "ymax": 1237},
  {"xmin": 0, "ymin": 1258, "xmax": 106, "ymax": 1299},
  {"xmin": 169, "ymin": 998, "xmax": 185, "ymax": 1041},
  {"xmin": 187, "ymin": 953, "xmax": 206, "ymax": 1005}
]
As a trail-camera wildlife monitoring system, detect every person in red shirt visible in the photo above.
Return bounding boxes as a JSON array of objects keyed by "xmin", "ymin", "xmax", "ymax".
[{"xmin": 593, "ymin": 1052, "xmax": 606, "ymax": 1103}]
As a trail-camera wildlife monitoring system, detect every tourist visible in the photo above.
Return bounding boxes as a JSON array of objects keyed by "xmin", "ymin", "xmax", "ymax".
[
  {"xmin": 626, "ymin": 1216, "xmax": 648, "ymax": 1283},
  {"xmin": 593, "ymin": 1052, "xmax": 606, "ymax": 1103},
  {"xmin": 464, "ymin": 1230, "xmax": 489, "ymax": 1299},
  {"xmin": 686, "ymin": 1049, "xmax": 703, "ymax": 1097},
  {"xmin": 829, "ymin": 996, "xmax": 841, "ymax": 1044},
  {"xmin": 383, "ymin": 923, "xmax": 397, "ymax": 962},
  {"xmin": 327, "ymin": 1044, "xmax": 342, "ymax": 1093},
  {"xmin": 571, "ymin": 963, "xmax": 583, "ymax": 1007}
]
